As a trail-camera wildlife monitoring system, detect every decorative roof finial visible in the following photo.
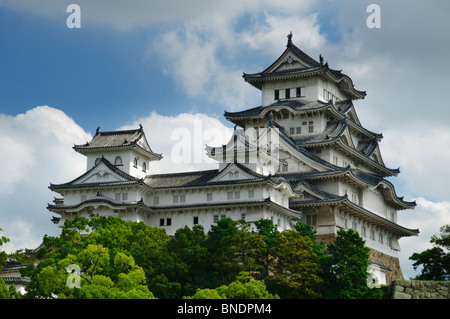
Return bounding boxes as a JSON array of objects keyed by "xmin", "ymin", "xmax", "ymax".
[
  {"xmin": 287, "ymin": 31, "xmax": 293, "ymax": 48},
  {"xmin": 319, "ymin": 54, "xmax": 324, "ymax": 65},
  {"xmin": 95, "ymin": 127, "xmax": 100, "ymax": 136}
]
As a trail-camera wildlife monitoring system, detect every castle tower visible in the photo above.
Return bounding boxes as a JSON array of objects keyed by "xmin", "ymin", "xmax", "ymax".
[{"xmin": 220, "ymin": 33, "xmax": 418, "ymax": 283}]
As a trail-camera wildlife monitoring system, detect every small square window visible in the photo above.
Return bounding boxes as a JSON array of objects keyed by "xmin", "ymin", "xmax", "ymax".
[
  {"xmin": 213, "ymin": 215, "xmax": 219, "ymax": 223},
  {"xmin": 159, "ymin": 218, "xmax": 165, "ymax": 226},
  {"xmin": 166, "ymin": 218, "xmax": 172, "ymax": 226},
  {"xmin": 180, "ymin": 194, "xmax": 186, "ymax": 203},
  {"xmin": 296, "ymin": 127, "xmax": 301, "ymax": 134},
  {"xmin": 227, "ymin": 192, "xmax": 233, "ymax": 200},
  {"xmin": 234, "ymin": 191, "xmax": 240, "ymax": 199},
  {"xmin": 122, "ymin": 193, "xmax": 128, "ymax": 200},
  {"xmin": 274, "ymin": 90, "xmax": 279, "ymax": 100},
  {"xmin": 248, "ymin": 190, "xmax": 254, "ymax": 198},
  {"xmin": 173, "ymin": 195, "xmax": 179, "ymax": 203},
  {"xmin": 193, "ymin": 216, "xmax": 199, "ymax": 225},
  {"xmin": 153, "ymin": 196, "xmax": 159, "ymax": 205},
  {"xmin": 290, "ymin": 127, "xmax": 295, "ymax": 135},
  {"xmin": 207, "ymin": 193, "xmax": 213, "ymax": 201}
]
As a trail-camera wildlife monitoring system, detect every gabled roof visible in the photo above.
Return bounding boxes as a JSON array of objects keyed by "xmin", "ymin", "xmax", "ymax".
[
  {"xmin": 144, "ymin": 162, "xmax": 291, "ymax": 191},
  {"xmin": 49, "ymin": 156, "xmax": 145, "ymax": 192},
  {"xmin": 242, "ymin": 33, "xmax": 366, "ymax": 100},
  {"xmin": 299, "ymin": 168, "xmax": 416, "ymax": 210},
  {"xmin": 47, "ymin": 194, "xmax": 147, "ymax": 213},
  {"xmin": 73, "ymin": 125, "xmax": 162, "ymax": 160}
]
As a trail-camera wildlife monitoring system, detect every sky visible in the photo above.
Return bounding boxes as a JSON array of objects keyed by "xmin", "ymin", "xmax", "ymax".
[{"xmin": 1, "ymin": 0, "xmax": 450, "ymax": 280}]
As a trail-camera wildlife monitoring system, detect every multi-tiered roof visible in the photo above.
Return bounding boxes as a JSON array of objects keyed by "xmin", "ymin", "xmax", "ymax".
[{"xmin": 217, "ymin": 33, "xmax": 417, "ymax": 239}]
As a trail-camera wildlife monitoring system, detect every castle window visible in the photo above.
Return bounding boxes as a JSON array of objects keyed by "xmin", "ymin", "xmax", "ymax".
[
  {"xmin": 274, "ymin": 89, "xmax": 279, "ymax": 100},
  {"xmin": 290, "ymin": 127, "xmax": 295, "ymax": 135},
  {"xmin": 142, "ymin": 162, "xmax": 147, "ymax": 172},
  {"xmin": 306, "ymin": 214, "xmax": 317, "ymax": 226},
  {"xmin": 159, "ymin": 218, "xmax": 165, "ymax": 226},
  {"xmin": 285, "ymin": 88, "xmax": 290, "ymax": 99},
  {"xmin": 207, "ymin": 193, "xmax": 213, "ymax": 201},
  {"xmin": 213, "ymin": 215, "xmax": 219, "ymax": 223},
  {"xmin": 122, "ymin": 193, "xmax": 128, "ymax": 200},
  {"xmin": 308, "ymin": 121, "xmax": 314, "ymax": 133},
  {"xmin": 180, "ymin": 194, "xmax": 186, "ymax": 203},
  {"xmin": 114, "ymin": 156, "xmax": 123, "ymax": 165},
  {"xmin": 153, "ymin": 196, "xmax": 159, "ymax": 205},
  {"xmin": 248, "ymin": 190, "xmax": 254, "ymax": 198},
  {"xmin": 296, "ymin": 127, "xmax": 301, "ymax": 134},
  {"xmin": 193, "ymin": 216, "xmax": 199, "ymax": 225},
  {"xmin": 166, "ymin": 218, "xmax": 172, "ymax": 226},
  {"xmin": 133, "ymin": 158, "xmax": 138, "ymax": 168},
  {"xmin": 379, "ymin": 233, "xmax": 383, "ymax": 244},
  {"xmin": 115, "ymin": 193, "xmax": 121, "ymax": 201},
  {"xmin": 241, "ymin": 213, "xmax": 246, "ymax": 220},
  {"xmin": 173, "ymin": 195, "xmax": 179, "ymax": 203},
  {"xmin": 296, "ymin": 87, "xmax": 305, "ymax": 97}
]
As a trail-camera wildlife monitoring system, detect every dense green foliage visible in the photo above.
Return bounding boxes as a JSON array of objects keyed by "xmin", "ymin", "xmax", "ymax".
[
  {"xmin": 2, "ymin": 215, "xmax": 385, "ymax": 298},
  {"xmin": 320, "ymin": 229, "xmax": 383, "ymax": 299},
  {"xmin": 410, "ymin": 224, "xmax": 450, "ymax": 281}
]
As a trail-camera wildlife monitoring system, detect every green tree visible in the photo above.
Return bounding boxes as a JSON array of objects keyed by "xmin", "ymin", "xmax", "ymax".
[
  {"xmin": 253, "ymin": 219, "xmax": 278, "ymax": 280},
  {"xmin": 0, "ymin": 228, "xmax": 22, "ymax": 299},
  {"xmin": 0, "ymin": 227, "xmax": 9, "ymax": 269},
  {"xmin": 320, "ymin": 229, "xmax": 383, "ymax": 299},
  {"xmin": 24, "ymin": 243, "xmax": 155, "ymax": 299},
  {"xmin": 205, "ymin": 218, "xmax": 241, "ymax": 285},
  {"xmin": 410, "ymin": 224, "xmax": 450, "ymax": 281},
  {"xmin": 185, "ymin": 272, "xmax": 279, "ymax": 299},
  {"xmin": 266, "ymin": 230, "xmax": 322, "ymax": 298},
  {"xmin": 167, "ymin": 225, "xmax": 212, "ymax": 296},
  {"xmin": 21, "ymin": 215, "xmax": 162, "ymax": 299}
]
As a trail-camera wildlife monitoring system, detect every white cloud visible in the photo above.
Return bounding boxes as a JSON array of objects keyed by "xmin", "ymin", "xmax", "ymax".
[
  {"xmin": 397, "ymin": 197, "xmax": 450, "ymax": 279},
  {"xmin": 149, "ymin": 9, "xmax": 326, "ymax": 111},
  {"xmin": 0, "ymin": 106, "xmax": 91, "ymax": 253},
  {"xmin": 380, "ymin": 124, "xmax": 450, "ymax": 201}
]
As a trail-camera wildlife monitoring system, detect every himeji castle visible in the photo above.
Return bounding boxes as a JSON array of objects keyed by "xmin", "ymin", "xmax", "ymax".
[{"xmin": 48, "ymin": 33, "xmax": 418, "ymax": 284}]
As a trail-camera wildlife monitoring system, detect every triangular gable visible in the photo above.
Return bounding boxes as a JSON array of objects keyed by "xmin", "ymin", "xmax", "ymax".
[
  {"xmin": 345, "ymin": 105, "xmax": 361, "ymax": 126},
  {"xmin": 341, "ymin": 127, "xmax": 356, "ymax": 149},
  {"xmin": 51, "ymin": 158, "xmax": 140, "ymax": 190},
  {"xmin": 73, "ymin": 161, "xmax": 132, "ymax": 185},
  {"xmin": 264, "ymin": 46, "xmax": 316, "ymax": 74},
  {"xmin": 274, "ymin": 125, "xmax": 336, "ymax": 173},
  {"xmin": 208, "ymin": 163, "xmax": 262, "ymax": 183}
]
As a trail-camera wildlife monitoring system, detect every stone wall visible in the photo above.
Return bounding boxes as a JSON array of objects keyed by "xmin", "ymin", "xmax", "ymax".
[
  {"xmin": 387, "ymin": 280, "xmax": 449, "ymax": 299},
  {"xmin": 368, "ymin": 249, "xmax": 403, "ymax": 283}
]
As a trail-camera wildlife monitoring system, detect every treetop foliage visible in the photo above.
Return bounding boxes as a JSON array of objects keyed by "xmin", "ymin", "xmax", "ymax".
[{"xmin": 1, "ymin": 215, "xmax": 386, "ymax": 299}]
